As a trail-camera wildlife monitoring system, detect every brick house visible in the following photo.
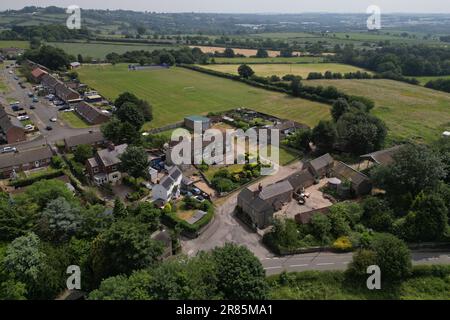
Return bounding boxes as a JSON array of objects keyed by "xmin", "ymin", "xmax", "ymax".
[
  {"xmin": 74, "ymin": 102, "xmax": 111, "ymax": 125},
  {"xmin": 86, "ymin": 144, "xmax": 128, "ymax": 185},
  {"xmin": 31, "ymin": 67, "xmax": 48, "ymax": 83},
  {"xmin": 0, "ymin": 106, "xmax": 26, "ymax": 144},
  {"xmin": 0, "ymin": 146, "xmax": 53, "ymax": 178}
]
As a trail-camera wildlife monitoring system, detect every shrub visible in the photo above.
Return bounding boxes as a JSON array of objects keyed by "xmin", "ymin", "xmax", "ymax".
[{"xmin": 332, "ymin": 236, "xmax": 353, "ymax": 252}]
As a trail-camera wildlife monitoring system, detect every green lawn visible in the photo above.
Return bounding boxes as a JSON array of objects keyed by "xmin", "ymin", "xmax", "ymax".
[
  {"xmin": 307, "ymin": 79, "xmax": 450, "ymax": 144},
  {"xmin": 78, "ymin": 64, "xmax": 330, "ymax": 129},
  {"xmin": 60, "ymin": 111, "xmax": 91, "ymax": 129},
  {"xmin": 202, "ymin": 164, "xmax": 245, "ymax": 182},
  {"xmin": 199, "ymin": 63, "xmax": 369, "ymax": 78},
  {"xmin": 0, "ymin": 40, "xmax": 29, "ymax": 49},
  {"xmin": 212, "ymin": 56, "xmax": 324, "ymax": 64},
  {"xmin": 48, "ymin": 41, "xmax": 177, "ymax": 60}
]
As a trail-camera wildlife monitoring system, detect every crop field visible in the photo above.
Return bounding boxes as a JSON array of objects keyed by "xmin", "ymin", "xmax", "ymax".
[
  {"xmin": 212, "ymin": 56, "xmax": 324, "ymax": 64},
  {"xmin": 0, "ymin": 40, "xmax": 29, "ymax": 49},
  {"xmin": 307, "ymin": 79, "xmax": 450, "ymax": 143},
  {"xmin": 199, "ymin": 63, "xmax": 368, "ymax": 78},
  {"xmin": 77, "ymin": 64, "xmax": 330, "ymax": 129},
  {"xmin": 190, "ymin": 46, "xmax": 302, "ymax": 58},
  {"xmin": 48, "ymin": 41, "xmax": 177, "ymax": 59}
]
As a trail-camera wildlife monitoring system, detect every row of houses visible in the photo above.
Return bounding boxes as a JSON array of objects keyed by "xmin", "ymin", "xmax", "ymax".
[{"xmin": 0, "ymin": 145, "xmax": 53, "ymax": 179}]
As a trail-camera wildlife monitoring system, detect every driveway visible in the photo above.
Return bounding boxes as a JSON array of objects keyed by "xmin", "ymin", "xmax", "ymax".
[{"xmin": 182, "ymin": 160, "xmax": 304, "ymax": 259}]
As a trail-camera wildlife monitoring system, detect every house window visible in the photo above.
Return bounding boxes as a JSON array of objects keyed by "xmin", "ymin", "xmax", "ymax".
[
  {"xmin": 112, "ymin": 174, "xmax": 119, "ymax": 179},
  {"xmin": 34, "ymin": 161, "xmax": 40, "ymax": 168},
  {"xmin": 93, "ymin": 167, "xmax": 99, "ymax": 173},
  {"xmin": 112, "ymin": 166, "xmax": 117, "ymax": 171}
]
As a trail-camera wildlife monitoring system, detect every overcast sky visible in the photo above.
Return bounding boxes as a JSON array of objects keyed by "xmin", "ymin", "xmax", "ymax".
[{"xmin": 0, "ymin": 0, "xmax": 449, "ymax": 13}]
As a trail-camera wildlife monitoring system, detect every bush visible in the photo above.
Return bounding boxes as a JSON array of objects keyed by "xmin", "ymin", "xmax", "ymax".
[
  {"xmin": 10, "ymin": 169, "xmax": 64, "ymax": 188},
  {"xmin": 332, "ymin": 236, "xmax": 353, "ymax": 252}
]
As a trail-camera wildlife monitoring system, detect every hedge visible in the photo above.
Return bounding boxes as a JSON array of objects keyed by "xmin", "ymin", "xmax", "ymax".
[{"xmin": 10, "ymin": 169, "xmax": 64, "ymax": 188}]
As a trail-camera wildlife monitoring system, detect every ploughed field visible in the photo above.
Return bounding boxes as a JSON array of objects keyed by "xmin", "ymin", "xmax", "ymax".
[
  {"xmin": 77, "ymin": 64, "xmax": 331, "ymax": 129},
  {"xmin": 307, "ymin": 79, "xmax": 450, "ymax": 143}
]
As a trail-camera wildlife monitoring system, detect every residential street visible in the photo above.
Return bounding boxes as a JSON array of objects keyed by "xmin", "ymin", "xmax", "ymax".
[{"xmin": 1, "ymin": 65, "xmax": 99, "ymax": 151}]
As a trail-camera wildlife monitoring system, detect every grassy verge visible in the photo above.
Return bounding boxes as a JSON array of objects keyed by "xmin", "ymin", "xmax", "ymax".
[
  {"xmin": 60, "ymin": 111, "xmax": 92, "ymax": 128},
  {"xmin": 268, "ymin": 265, "xmax": 450, "ymax": 300}
]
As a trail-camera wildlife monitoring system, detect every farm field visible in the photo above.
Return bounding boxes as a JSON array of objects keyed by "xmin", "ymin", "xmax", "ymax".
[
  {"xmin": 307, "ymin": 79, "xmax": 450, "ymax": 143},
  {"xmin": 0, "ymin": 40, "xmax": 29, "ymax": 49},
  {"xmin": 190, "ymin": 45, "xmax": 301, "ymax": 58},
  {"xmin": 199, "ymin": 63, "xmax": 369, "ymax": 78},
  {"xmin": 47, "ymin": 41, "xmax": 177, "ymax": 60},
  {"xmin": 417, "ymin": 75, "xmax": 450, "ymax": 85},
  {"xmin": 212, "ymin": 56, "xmax": 324, "ymax": 64},
  {"xmin": 77, "ymin": 64, "xmax": 331, "ymax": 129}
]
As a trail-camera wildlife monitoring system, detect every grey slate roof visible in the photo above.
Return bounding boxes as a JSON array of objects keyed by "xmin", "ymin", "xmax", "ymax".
[
  {"xmin": 64, "ymin": 131, "xmax": 105, "ymax": 148},
  {"xmin": 286, "ymin": 169, "xmax": 315, "ymax": 189},
  {"xmin": 308, "ymin": 153, "xmax": 334, "ymax": 172},
  {"xmin": 259, "ymin": 180, "xmax": 293, "ymax": 200},
  {"xmin": 74, "ymin": 102, "xmax": 110, "ymax": 124},
  {"xmin": 0, "ymin": 146, "xmax": 53, "ymax": 169},
  {"xmin": 332, "ymin": 161, "xmax": 370, "ymax": 187},
  {"xmin": 361, "ymin": 145, "xmax": 404, "ymax": 166},
  {"xmin": 96, "ymin": 144, "xmax": 127, "ymax": 167},
  {"xmin": 0, "ymin": 106, "xmax": 24, "ymax": 132}
]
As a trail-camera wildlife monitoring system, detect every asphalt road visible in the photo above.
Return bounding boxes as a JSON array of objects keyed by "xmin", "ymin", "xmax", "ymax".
[
  {"xmin": 262, "ymin": 250, "xmax": 450, "ymax": 275},
  {"xmin": 1, "ymin": 65, "xmax": 99, "ymax": 151}
]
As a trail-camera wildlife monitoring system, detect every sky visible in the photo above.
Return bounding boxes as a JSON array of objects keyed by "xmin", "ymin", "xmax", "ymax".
[{"xmin": 0, "ymin": 0, "xmax": 449, "ymax": 14}]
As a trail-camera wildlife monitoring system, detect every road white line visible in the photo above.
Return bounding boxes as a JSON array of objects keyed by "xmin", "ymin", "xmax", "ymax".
[
  {"xmin": 264, "ymin": 266, "xmax": 283, "ymax": 270},
  {"xmin": 289, "ymin": 264, "xmax": 308, "ymax": 268},
  {"xmin": 316, "ymin": 263, "xmax": 335, "ymax": 266}
]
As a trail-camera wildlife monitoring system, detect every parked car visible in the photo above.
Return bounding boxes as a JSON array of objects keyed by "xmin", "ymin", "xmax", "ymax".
[
  {"xmin": 17, "ymin": 115, "xmax": 30, "ymax": 121},
  {"xmin": 45, "ymin": 126, "xmax": 53, "ymax": 131},
  {"xmin": 29, "ymin": 105, "xmax": 35, "ymax": 110},
  {"xmin": 50, "ymin": 117, "xmax": 57, "ymax": 122},
  {"xmin": 192, "ymin": 188, "xmax": 201, "ymax": 195},
  {"xmin": 1, "ymin": 146, "xmax": 17, "ymax": 154},
  {"xmin": 12, "ymin": 105, "xmax": 24, "ymax": 112},
  {"xmin": 195, "ymin": 195, "xmax": 205, "ymax": 202},
  {"xmin": 32, "ymin": 97, "xmax": 38, "ymax": 103},
  {"xmin": 27, "ymin": 92, "xmax": 34, "ymax": 97},
  {"xmin": 58, "ymin": 105, "xmax": 70, "ymax": 111},
  {"xmin": 24, "ymin": 124, "xmax": 35, "ymax": 131}
]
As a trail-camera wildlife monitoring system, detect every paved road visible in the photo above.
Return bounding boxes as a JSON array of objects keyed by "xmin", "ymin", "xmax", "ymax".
[
  {"xmin": 1, "ymin": 65, "xmax": 99, "ymax": 151},
  {"xmin": 262, "ymin": 250, "xmax": 450, "ymax": 275}
]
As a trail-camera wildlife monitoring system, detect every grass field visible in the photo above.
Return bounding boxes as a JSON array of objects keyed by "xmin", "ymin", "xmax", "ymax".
[
  {"xmin": 307, "ymin": 79, "xmax": 450, "ymax": 143},
  {"xmin": 48, "ymin": 41, "xmax": 177, "ymax": 60},
  {"xmin": 60, "ymin": 111, "xmax": 91, "ymax": 129},
  {"xmin": 200, "ymin": 63, "xmax": 368, "ymax": 78},
  {"xmin": 77, "ymin": 64, "xmax": 331, "ymax": 129},
  {"xmin": 0, "ymin": 40, "xmax": 29, "ymax": 49},
  {"xmin": 212, "ymin": 56, "xmax": 324, "ymax": 64},
  {"xmin": 417, "ymin": 75, "xmax": 450, "ymax": 85}
]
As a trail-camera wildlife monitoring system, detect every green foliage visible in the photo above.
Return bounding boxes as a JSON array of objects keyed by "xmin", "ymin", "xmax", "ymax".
[
  {"xmin": 23, "ymin": 45, "xmax": 72, "ymax": 70},
  {"xmin": 360, "ymin": 197, "xmax": 394, "ymax": 232},
  {"xmin": 119, "ymin": 146, "xmax": 149, "ymax": 179},
  {"xmin": 73, "ymin": 144, "xmax": 94, "ymax": 164},
  {"xmin": 237, "ymin": 64, "xmax": 255, "ymax": 79},
  {"xmin": 116, "ymin": 102, "xmax": 145, "ymax": 129},
  {"xmin": 212, "ymin": 244, "xmax": 268, "ymax": 300},
  {"xmin": 310, "ymin": 214, "xmax": 332, "ymax": 243},
  {"xmin": 312, "ymin": 120, "xmax": 337, "ymax": 153},
  {"xmin": 112, "ymin": 198, "xmax": 128, "ymax": 220},
  {"xmin": 331, "ymin": 98, "xmax": 350, "ymax": 122}
]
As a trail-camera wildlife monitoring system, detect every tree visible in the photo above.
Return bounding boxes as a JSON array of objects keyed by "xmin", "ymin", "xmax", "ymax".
[
  {"xmin": 403, "ymin": 192, "xmax": 448, "ymax": 241},
  {"xmin": 113, "ymin": 198, "xmax": 128, "ymax": 220},
  {"xmin": 132, "ymin": 202, "xmax": 161, "ymax": 231},
  {"xmin": 371, "ymin": 144, "xmax": 446, "ymax": 198},
  {"xmin": 223, "ymin": 48, "xmax": 235, "ymax": 58},
  {"xmin": 90, "ymin": 220, "xmax": 164, "ymax": 282},
  {"xmin": 116, "ymin": 102, "xmax": 145, "ymax": 129},
  {"xmin": 331, "ymin": 98, "xmax": 351, "ymax": 122},
  {"xmin": 360, "ymin": 197, "xmax": 394, "ymax": 232},
  {"xmin": 336, "ymin": 111, "xmax": 387, "ymax": 155},
  {"xmin": 73, "ymin": 144, "xmax": 93, "ymax": 164},
  {"xmin": 310, "ymin": 214, "xmax": 332, "ymax": 243},
  {"xmin": 238, "ymin": 64, "xmax": 255, "ymax": 79},
  {"xmin": 211, "ymin": 244, "xmax": 268, "ymax": 300},
  {"xmin": 40, "ymin": 197, "xmax": 82, "ymax": 242},
  {"xmin": 290, "ymin": 77, "xmax": 302, "ymax": 96},
  {"xmin": 346, "ymin": 249, "xmax": 377, "ymax": 279},
  {"xmin": 287, "ymin": 128, "xmax": 312, "ymax": 151},
  {"xmin": 256, "ymin": 48, "xmax": 269, "ymax": 58},
  {"xmin": 101, "ymin": 117, "xmax": 123, "ymax": 144},
  {"xmin": 3, "ymin": 233, "xmax": 46, "ymax": 293},
  {"xmin": 371, "ymin": 233, "xmax": 412, "ymax": 282},
  {"xmin": 0, "ymin": 192, "xmax": 37, "ymax": 241},
  {"xmin": 312, "ymin": 120, "xmax": 337, "ymax": 153},
  {"xmin": 119, "ymin": 146, "xmax": 149, "ymax": 179}
]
